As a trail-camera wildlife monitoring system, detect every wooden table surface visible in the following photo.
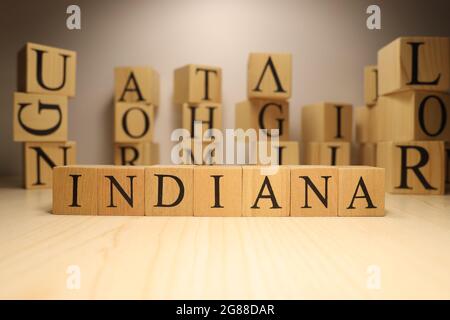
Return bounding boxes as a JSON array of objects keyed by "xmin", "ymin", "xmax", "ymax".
[{"xmin": 0, "ymin": 177, "xmax": 449, "ymax": 300}]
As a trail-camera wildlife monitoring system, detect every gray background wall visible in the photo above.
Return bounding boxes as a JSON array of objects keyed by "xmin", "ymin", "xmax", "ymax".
[{"xmin": 1, "ymin": 0, "xmax": 449, "ymax": 176}]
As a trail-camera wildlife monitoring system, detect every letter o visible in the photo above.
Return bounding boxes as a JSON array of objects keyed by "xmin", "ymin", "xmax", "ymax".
[
  {"xmin": 418, "ymin": 95, "xmax": 447, "ymax": 137},
  {"xmin": 121, "ymin": 107, "xmax": 150, "ymax": 139}
]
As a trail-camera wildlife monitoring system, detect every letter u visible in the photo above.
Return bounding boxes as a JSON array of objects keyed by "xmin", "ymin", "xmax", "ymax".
[{"xmin": 33, "ymin": 49, "xmax": 69, "ymax": 91}]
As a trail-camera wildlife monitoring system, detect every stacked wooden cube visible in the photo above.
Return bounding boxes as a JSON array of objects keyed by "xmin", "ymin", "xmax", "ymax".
[
  {"xmin": 301, "ymin": 102, "xmax": 353, "ymax": 165},
  {"xmin": 375, "ymin": 37, "xmax": 450, "ymax": 194},
  {"xmin": 13, "ymin": 43, "xmax": 77, "ymax": 189},
  {"xmin": 173, "ymin": 64, "xmax": 223, "ymax": 164},
  {"xmin": 235, "ymin": 53, "xmax": 299, "ymax": 165},
  {"xmin": 113, "ymin": 67, "xmax": 160, "ymax": 165},
  {"xmin": 355, "ymin": 66, "xmax": 379, "ymax": 166}
]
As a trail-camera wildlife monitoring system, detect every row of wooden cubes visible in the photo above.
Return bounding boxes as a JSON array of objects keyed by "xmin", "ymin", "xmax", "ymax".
[
  {"xmin": 53, "ymin": 165, "xmax": 385, "ymax": 217},
  {"xmin": 173, "ymin": 54, "xmax": 292, "ymax": 104}
]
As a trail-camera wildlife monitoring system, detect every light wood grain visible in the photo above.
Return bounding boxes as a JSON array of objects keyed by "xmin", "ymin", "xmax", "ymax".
[
  {"xmin": 242, "ymin": 166, "xmax": 290, "ymax": 217},
  {"xmin": 181, "ymin": 102, "xmax": 222, "ymax": 139},
  {"xmin": 114, "ymin": 142, "xmax": 159, "ymax": 165},
  {"xmin": 177, "ymin": 139, "xmax": 218, "ymax": 165},
  {"xmin": 253, "ymin": 141, "xmax": 300, "ymax": 165},
  {"xmin": 193, "ymin": 166, "xmax": 242, "ymax": 217},
  {"xmin": 114, "ymin": 66, "xmax": 160, "ymax": 106},
  {"xmin": 377, "ymin": 90, "xmax": 450, "ymax": 142},
  {"xmin": 377, "ymin": 141, "xmax": 445, "ymax": 195},
  {"xmin": 53, "ymin": 166, "xmax": 98, "ymax": 215},
  {"xmin": 301, "ymin": 102, "xmax": 353, "ymax": 143},
  {"xmin": 173, "ymin": 64, "xmax": 222, "ymax": 104},
  {"xmin": 145, "ymin": 165, "xmax": 194, "ymax": 216},
  {"xmin": 0, "ymin": 177, "xmax": 449, "ymax": 299},
  {"xmin": 247, "ymin": 53, "xmax": 292, "ymax": 100},
  {"xmin": 337, "ymin": 166, "xmax": 385, "ymax": 217},
  {"xmin": 290, "ymin": 165, "xmax": 338, "ymax": 217},
  {"xmin": 358, "ymin": 143, "xmax": 377, "ymax": 167},
  {"xmin": 305, "ymin": 142, "xmax": 350, "ymax": 166},
  {"xmin": 13, "ymin": 92, "xmax": 68, "ymax": 142},
  {"xmin": 446, "ymin": 142, "xmax": 450, "ymax": 187},
  {"xmin": 355, "ymin": 105, "xmax": 378, "ymax": 144},
  {"xmin": 19, "ymin": 42, "xmax": 77, "ymax": 97},
  {"xmin": 377, "ymin": 36, "xmax": 449, "ymax": 95},
  {"xmin": 98, "ymin": 166, "xmax": 145, "ymax": 216},
  {"xmin": 235, "ymin": 99, "xmax": 290, "ymax": 141},
  {"xmin": 364, "ymin": 65, "xmax": 378, "ymax": 106},
  {"xmin": 24, "ymin": 141, "xmax": 77, "ymax": 189},
  {"xmin": 114, "ymin": 103, "xmax": 155, "ymax": 143}
]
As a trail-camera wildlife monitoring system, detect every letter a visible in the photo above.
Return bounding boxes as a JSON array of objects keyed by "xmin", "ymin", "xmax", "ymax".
[
  {"xmin": 347, "ymin": 177, "xmax": 376, "ymax": 209},
  {"xmin": 253, "ymin": 57, "xmax": 286, "ymax": 93}
]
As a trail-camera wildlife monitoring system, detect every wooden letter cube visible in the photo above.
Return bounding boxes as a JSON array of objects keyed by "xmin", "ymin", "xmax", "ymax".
[
  {"xmin": 98, "ymin": 166, "xmax": 145, "ymax": 216},
  {"xmin": 377, "ymin": 141, "xmax": 445, "ymax": 194},
  {"xmin": 272, "ymin": 141, "xmax": 299, "ymax": 165},
  {"xmin": 176, "ymin": 138, "xmax": 220, "ymax": 165},
  {"xmin": 364, "ymin": 65, "xmax": 378, "ymax": 105},
  {"xmin": 252, "ymin": 141, "xmax": 299, "ymax": 165},
  {"xmin": 114, "ymin": 103, "xmax": 154, "ymax": 142},
  {"xmin": 378, "ymin": 37, "xmax": 450, "ymax": 95},
  {"xmin": 114, "ymin": 142, "xmax": 159, "ymax": 165},
  {"xmin": 145, "ymin": 165, "xmax": 194, "ymax": 216},
  {"xmin": 13, "ymin": 92, "xmax": 68, "ymax": 142},
  {"xmin": 235, "ymin": 100, "xmax": 289, "ymax": 140},
  {"xmin": 181, "ymin": 102, "xmax": 222, "ymax": 139},
  {"xmin": 193, "ymin": 166, "xmax": 242, "ymax": 217},
  {"xmin": 358, "ymin": 143, "xmax": 377, "ymax": 166},
  {"xmin": 338, "ymin": 166, "xmax": 385, "ymax": 217},
  {"xmin": 305, "ymin": 142, "xmax": 350, "ymax": 165},
  {"xmin": 114, "ymin": 66, "xmax": 160, "ymax": 106},
  {"xmin": 18, "ymin": 43, "xmax": 76, "ymax": 97},
  {"xmin": 247, "ymin": 53, "xmax": 292, "ymax": 100},
  {"xmin": 174, "ymin": 64, "xmax": 222, "ymax": 104},
  {"xmin": 446, "ymin": 142, "xmax": 450, "ymax": 188},
  {"xmin": 242, "ymin": 166, "xmax": 290, "ymax": 217},
  {"xmin": 53, "ymin": 166, "xmax": 98, "ymax": 215},
  {"xmin": 290, "ymin": 165, "xmax": 338, "ymax": 217},
  {"xmin": 377, "ymin": 90, "xmax": 450, "ymax": 142},
  {"xmin": 301, "ymin": 102, "xmax": 353, "ymax": 142},
  {"xmin": 24, "ymin": 141, "xmax": 77, "ymax": 189},
  {"xmin": 355, "ymin": 105, "xmax": 378, "ymax": 143}
]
